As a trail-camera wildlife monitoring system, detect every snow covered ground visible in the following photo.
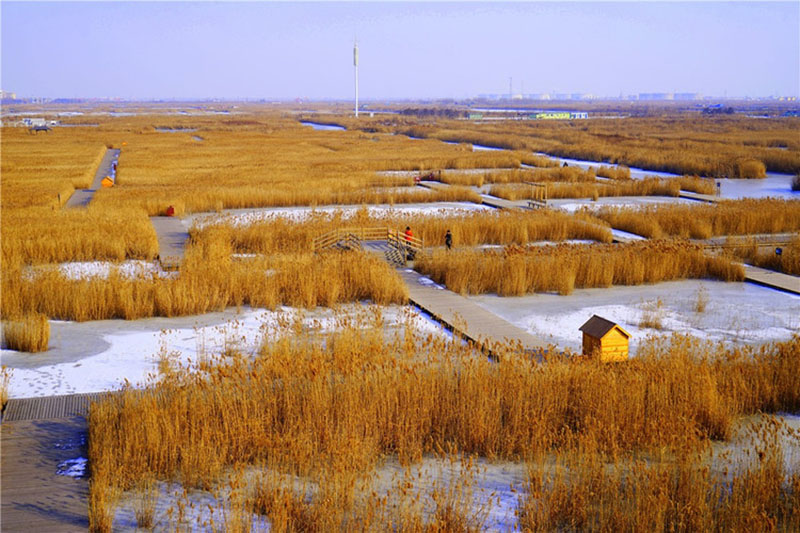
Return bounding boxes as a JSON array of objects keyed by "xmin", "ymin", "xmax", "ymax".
[
  {"xmin": 468, "ymin": 279, "xmax": 800, "ymax": 354},
  {"xmin": 1, "ymin": 305, "xmax": 449, "ymax": 399},
  {"xmin": 534, "ymin": 153, "xmax": 798, "ymax": 198},
  {"xmin": 25, "ymin": 260, "xmax": 175, "ymax": 281},
  {"xmin": 110, "ymin": 454, "xmax": 527, "ymax": 531},
  {"xmin": 106, "ymin": 412, "xmax": 799, "ymax": 531},
  {"xmin": 187, "ymin": 202, "xmax": 491, "ymax": 228},
  {"xmin": 548, "ymin": 196, "xmax": 694, "ymax": 213},
  {"xmin": 716, "ymin": 173, "xmax": 799, "ymax": 200}
]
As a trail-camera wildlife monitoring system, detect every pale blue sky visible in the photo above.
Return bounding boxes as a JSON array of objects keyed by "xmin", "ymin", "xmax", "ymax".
[{"xmin": 2, "ymin": 1, "xmax": 798, "ymax": 100}]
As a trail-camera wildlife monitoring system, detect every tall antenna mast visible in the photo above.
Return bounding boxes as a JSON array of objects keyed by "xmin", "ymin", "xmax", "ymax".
[{"xmin": 354, "ymin": 40, "xmax": 359, "ymax": 118}]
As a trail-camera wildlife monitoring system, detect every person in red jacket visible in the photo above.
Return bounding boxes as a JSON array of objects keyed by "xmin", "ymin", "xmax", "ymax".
[{"xmin": 404, "ymin": 226, "xmax": 414, "ymax": 260}]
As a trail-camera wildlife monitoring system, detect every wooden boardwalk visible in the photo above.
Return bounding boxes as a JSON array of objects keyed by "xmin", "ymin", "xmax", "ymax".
[
  {"xmin": 697, "ymin": 233, "xmax": 796, "ymax": 250},
  {"xmin": 397, "ymin": 267, "xmax": 549, "ymax": 356},
  {"xmin": 0, "ymin": 394, "xmax": 108, "ymax": 532},
  {"xmin": 150, "ymin": 216, "xmax": 189, "ymax": 269},
  {"xmin": 478, "ymin": 194, "xmax": 528, "ymax": 210},
  {"xmin": 678, "ymin": 190, "xmax": 721, "ymax": 204},
  {"xmin": 742, "ymin": 264, "xmax": 800, "ymax": 295},
  {"xmin": 358, "ymin": 239, "xmax": 547, "ymax": 354},
  {"xmin": 64, "ymin": 148, "xmax": 120, "ymax": 209},
  {"xmin": 3, "ymin": 393, "xmax": 107, "ymax": 422}
]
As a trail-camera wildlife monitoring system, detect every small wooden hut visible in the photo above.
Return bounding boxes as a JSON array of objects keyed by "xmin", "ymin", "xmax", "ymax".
[
  {"xmin": 100, "ymin": 176, "xmax": 114, "ymax": 188},
  {"xmin": 579, "ymin": 315, "xmax": 630, "ymax": 362}
]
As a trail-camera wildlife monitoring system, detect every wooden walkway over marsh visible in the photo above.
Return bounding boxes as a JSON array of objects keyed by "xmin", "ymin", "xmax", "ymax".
[
  {"xmin": 355, "ymin": 236, "xmax": 549, "ymax": 356},
  {"xmin": 150, "ymin": 216, "xmax": 189, "ymax": 269},
  {"xmin": 0, "ymin": 394, "xmax": 108, "ymax": 532},
  {"xmin": 397, "ymin": 268, "xmax": 549, "ymax": 356},
  {"xmin": 742, "ymin": 265, "xmax": 800, "ymax": 295},
  {"xmin": 64, "ymin": 148, "xmax": 120, "ymax": 209}
]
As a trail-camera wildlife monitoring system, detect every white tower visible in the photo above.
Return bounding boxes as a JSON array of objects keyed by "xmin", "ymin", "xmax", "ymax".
[{"xmin": 354, "ymin": 40, "xmax": 359, "ymax": 118}]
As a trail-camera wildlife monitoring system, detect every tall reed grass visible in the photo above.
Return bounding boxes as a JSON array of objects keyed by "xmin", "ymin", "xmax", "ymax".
[
  {"xmin": 725, "ymin": 235, "xmax": 800, "ymax": 276},
  {"xmin": 87, "ymin": 327, "xmax": 800, "ymax": 530},
  {"xmin": 369, "ymin": 114, "xmax": 800, "ymax": 176},
  {"xmin": 195, "ymin": 209, "xmax": 612, "ymax": 256},
  {"xmin": 415, "ymin": 241, "xmax": 744, "ymax": 296},
  {"xmin": 519, "ymin": 420, "xmax": 798, "ymax": 532},
  {"xmin": 1, "ymin": 312, "xmax": 50, "ymax": 352},
  {"xmin": 2, "ymin": 246, "xmax": 407, "ymax": 322},
  {"xmin": 1, "ymin": 367, "xmax": 11, "ymax": 411},
  {"xmin": 595, "ymin": 199, "xmax": 800, "ymax": 239}
]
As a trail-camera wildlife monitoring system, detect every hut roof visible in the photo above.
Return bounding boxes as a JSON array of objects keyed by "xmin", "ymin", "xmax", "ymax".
[{"xmin": 579, "ymin": 315, "xmax": 630, "ymax": 339}]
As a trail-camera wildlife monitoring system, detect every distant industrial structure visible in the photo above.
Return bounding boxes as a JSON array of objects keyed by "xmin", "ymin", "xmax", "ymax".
[
  {"xmin": 353, "ymin": 40, "xmax": 359, "ymax": 118},
  {"xmin": 532, "ymin": 111, "xmax": 588, "ymax": 120},
  {"xmin": 477, "ymin": 91, "xmax": 709, "ymax": 101}
]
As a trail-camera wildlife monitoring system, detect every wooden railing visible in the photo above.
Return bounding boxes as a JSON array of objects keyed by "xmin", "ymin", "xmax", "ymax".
[
  {"xmin": 313, "ymin": 226, "xmax": 425, "ymax": 258},
  {"xmin": 524, "ymin": 182, "xmax": 548, "ymax": 208}
]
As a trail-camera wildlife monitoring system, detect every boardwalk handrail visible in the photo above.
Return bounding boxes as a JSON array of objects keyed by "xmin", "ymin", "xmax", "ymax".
[
  {"xmin": 387, "ymin": 228, "xmax": 424, "ymax": 255},
  {"xmin": 313, "ymin": 226, "xmax": 425, "ymax": 254},
  {"xmin": 524, "ymin": 181, "xmax": 548, "ymax": 208}
]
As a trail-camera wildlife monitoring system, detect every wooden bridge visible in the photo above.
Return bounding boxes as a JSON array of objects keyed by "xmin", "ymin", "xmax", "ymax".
[
  {"xmin": 313, "ymin": 227, "xmax": 548, "ymax": 356},
  {"xmin": 313, "ymin": 226, "xmax": 425, "ymax": 267}
]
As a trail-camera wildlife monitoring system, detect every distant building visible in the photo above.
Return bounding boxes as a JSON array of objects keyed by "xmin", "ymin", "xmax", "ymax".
[
  {"xmin": 0, "ymin": 90, "xmax": 17, "ymax": 100},
  {"xmin": 531, "ymin": 112, "xmax": 588, "ymax": 120},
  {"xmin": 638, "ymin": 93, "xmax": 674, "ymax": 101},
  {"xmin": 22, "ymin": 118, "xmax": 47, "ymax": 127},
  {"xmin": 674, "ymin": 93, "xmax": 702, "ymax": 101}
]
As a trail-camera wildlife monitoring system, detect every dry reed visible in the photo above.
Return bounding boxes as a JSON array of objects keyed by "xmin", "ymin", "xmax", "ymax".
[
  {"xmin": 0, "ymin": 367, "xmax": 11, "ymax": 411},
  {"xmin": 725, "ymin": 235, "xmax": 800, "ymax": 276},
  {"xmin": 415, "ymin": 241, "xmax": 744, "ymax": 296},
  {"xmin": 2, "ymin": 247, "xmax": 407, "ymax": 322},
  {"xmin": 595, "ymin": 199, "xmax": 800, "ymax": 239},
  {"xmin": 195, "ymin": 209, "xmax": 612, "ymax": 257},
  {"xmin": 519, "ymin": 419, "xmax": 798, "ymax": 532},
  {"xmin": 87, "ymin": 326, "xmax": 800, "ymax": 530},
  {"xmin": 355, "ymin": 114, "xmax": 800, "ymax": 177},
  {"xmin": 2, "ymin": 312, "xmax": 50, "ymax": 352}
]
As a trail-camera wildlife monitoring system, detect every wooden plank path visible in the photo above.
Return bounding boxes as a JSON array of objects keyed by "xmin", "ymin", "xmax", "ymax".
[
  {"xmin": 697, "ymin": 233, "xmax": 796, "ymax": 249},
  {"xmin": 478, "ymin": 194, "xmax": 528, "ymax": 211},
  {"xmin": 0, "ymin": 393, "xmax": 111, "ymax": 532},
  {"xmin": 150, "ymin": 216, "xmax": 189, "ymax": 269},
  {"xmin": 678, "ymin": 190, "xmax": 721, "ymax": 204},
  {"xmin": 742, "ymin": 264, "xmax": 800, "ymax": 295},
  {"xmin": 64, "ymin": 148, "xmax": 120, "ymax": 209},
  {"xmin": 3, "ymin": 392, "xmax": 108, "ymax": 422},
  {"xmin": 358, "ymin": 240, "xmax": 547, "ymax": 354},
  {"xmin": 397, "ymin": 267, "xmax": 549, "ymax": 356}
]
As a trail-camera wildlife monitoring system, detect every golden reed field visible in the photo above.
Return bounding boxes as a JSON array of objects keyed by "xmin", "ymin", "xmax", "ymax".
[
  {"xmin": 1, "ymin": 108, "xmax": 799, "ymax": 531},
  {"xmin": 321, "ymin": 112, "xmax": 800, "ymax": 177},
  {"xmin": 86, "ymin": 318, "xmax": 800, "ymax": 531},
  {"xmin": 415, "ymin": 241, "xmax": 745, "ymax": 296}
]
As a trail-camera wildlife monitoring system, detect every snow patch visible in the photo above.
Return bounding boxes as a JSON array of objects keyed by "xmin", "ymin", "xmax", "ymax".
[{"xmin": 56, "ymin": 457, "xmax": 87, "ymax": 478}]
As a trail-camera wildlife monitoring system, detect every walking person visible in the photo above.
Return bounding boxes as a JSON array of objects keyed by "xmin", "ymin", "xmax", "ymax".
[{"xmin": 445, "ymin": 229, "xmax": 452, "ymax": 250}]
